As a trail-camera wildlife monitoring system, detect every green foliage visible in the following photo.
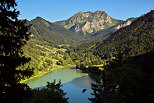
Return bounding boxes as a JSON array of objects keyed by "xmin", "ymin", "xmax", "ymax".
[
  {"xmin": 89, "ymin": 51, "xmax": 154, "ymax": 103},
  {"xmin": 0, "ymin": 0, "xmax": 33, "ymax": 102},
  {"xmin": 94, "ymin": 10, "xmax": 154, "ymax": 59},
  {"xmin": 20, "ymin": 40, "xmax": 75, "ymax": 78},
  {"xmin": 72, "ymin": 11, "xmax": 154, "ymax": 74},
  {"xmin": 68, "ymin": 46, "xmax": 105, "ymax": 75},
  {"xmin": 31, "ymin": 81, "xmax": 68, "ymax": 103},
  {"xmin": 28, "ymin": 17, "xmax": 83, "ymax": 46}
]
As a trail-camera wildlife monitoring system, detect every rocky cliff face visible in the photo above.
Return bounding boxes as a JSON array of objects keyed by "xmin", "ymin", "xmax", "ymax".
[
  {"xmin": 114, "ymin": 18, "xmax": 136, "ymax": 30},
  {"xmin": 55, "ymin": 10, "xmax": 122, "ymax": 34},
  {"xmin": 91, "ymin": 17, "xmax": 137, "ymax": 38}
]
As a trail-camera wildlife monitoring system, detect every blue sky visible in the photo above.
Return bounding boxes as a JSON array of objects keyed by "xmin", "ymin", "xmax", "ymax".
[{"xmin": 17, "ymin": 0, "xmax": 154, "ymax": 22}]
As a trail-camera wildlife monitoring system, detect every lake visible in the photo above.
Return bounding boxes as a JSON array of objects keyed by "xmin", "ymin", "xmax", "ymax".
[{"xmin": 25, "ymin": 67, "xmax": 94, "ymax": 103}]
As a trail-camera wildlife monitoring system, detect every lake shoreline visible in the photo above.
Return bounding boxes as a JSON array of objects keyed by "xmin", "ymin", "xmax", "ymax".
[
  {"xmin": 25, "ymin": 66, "xmax": 93, "ymax": 103},
  {"xmin": 20, "ymin": 64, "xmax": 74, "ymax": 83}
]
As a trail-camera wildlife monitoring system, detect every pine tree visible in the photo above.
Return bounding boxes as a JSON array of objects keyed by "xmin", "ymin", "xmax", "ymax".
[
  {"xmin": 31, "ymin": 81, "xmax": 68, "ymax": 103},
  {"xmin": 0, "ymin": 0, "xmax": 33, "ymax": 102}
]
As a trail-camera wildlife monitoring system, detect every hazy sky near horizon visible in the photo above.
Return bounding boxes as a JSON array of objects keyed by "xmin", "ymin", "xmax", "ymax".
[{"xmin": 17, "ymin": 0, "xmax": 154, "ymax": 22}]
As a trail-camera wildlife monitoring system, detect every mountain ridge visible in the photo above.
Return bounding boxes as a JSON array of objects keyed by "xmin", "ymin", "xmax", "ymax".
[
  {"xmin": 90, "ymin": 17, "xmax": 137, "ymax": 38},
  {"xmin": 28, "ymin": 17, "xmax": 83, "ymax": 46},
  {"xmin": 54, "ymin": 10, "xmax": 123, "ymax": 34}
]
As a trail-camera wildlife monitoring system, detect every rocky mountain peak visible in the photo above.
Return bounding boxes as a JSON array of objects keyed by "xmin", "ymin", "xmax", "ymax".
[
  {"xmin": 93, "ymin": 10, "xmax": 107, "ymax": 15},
  {"xmin": 32, "ymin": 16, "xmax": 43, "ymax": 21},
  {"xmin": 54, "ymin": 10, "xmax": 122, "ymax": 34}
]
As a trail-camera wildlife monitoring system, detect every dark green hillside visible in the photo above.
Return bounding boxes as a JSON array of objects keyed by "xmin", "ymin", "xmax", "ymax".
[
  {"xmin": 90, "ymin": 51, "xmax": 154, "ymax": 103},
  {"xmin": 94, "ymin": 10, "xmax": 154, "ymax": 58},
  {"xmin": 29, "ymin": 17, "xmax": 83, "ymax": 46}
]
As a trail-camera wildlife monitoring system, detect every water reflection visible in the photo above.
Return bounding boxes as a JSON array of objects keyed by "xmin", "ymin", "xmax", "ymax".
[
  {"xmin": 69, "ymin": 76, "xmax": 94, "ymax": 88},
  {"xmin": 26, "ymin": 68, "xmax": 94, "ymax": 103},
  {"xmin": 62, "ymin": 76, "xmax": 94, "ymax": 103}
]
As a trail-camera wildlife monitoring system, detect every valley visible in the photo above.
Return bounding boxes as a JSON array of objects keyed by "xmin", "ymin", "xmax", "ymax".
[
  {"xmin": 1, "ymin": 1, "xmax": 154, "ymax": 102},
  {"xmin": 20, "ymin": 10, "xmax": 154, "ymax": 103},
  {"xmin": 23, "ymin": 10, "xmax": 154, "ymax": 77}
]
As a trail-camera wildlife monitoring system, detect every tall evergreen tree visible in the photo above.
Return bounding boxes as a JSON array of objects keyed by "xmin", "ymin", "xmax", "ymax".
[
  {"xmin": 89, "ymin": 52, "xmax": 154, "ymax": 103},
  {"xmin": 0, "ymin": 0, "xmax": 33, "ymax": 102},
  {"xmin": 31, "ymin": 81, "xmax": 68, "ymax": 103}
]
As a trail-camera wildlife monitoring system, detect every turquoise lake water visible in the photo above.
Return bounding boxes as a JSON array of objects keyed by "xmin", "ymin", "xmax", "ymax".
[{"xmin": 25, "ymin": 67, "xmax": 94, "ymax": 103}]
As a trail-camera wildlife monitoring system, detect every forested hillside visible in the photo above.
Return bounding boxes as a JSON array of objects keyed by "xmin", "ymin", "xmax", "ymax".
[
  {"xmin": 18, "ymin": 16, "xmax": 88, "ymax": 77},
  {"xmin": 94, "ymin": 10, "xmax": 154, "ymax": 58},
  {"xmin": 28, "ymin": 17, "xmax": 83, "ymax": 46},
  {"xmin": 21, "ymin": 40, "xmax": 74, "ymax": 77},
  {"xmin": 90, "ymin": 50, "xmax": 154, "ymax": 103},
  {"xmin": 66, "ymin": 10, "xmax": 154, "ymax": 73},
  {"xmin": 18, "ymin": 17, "xmax": 85, "ymax": 78}
]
